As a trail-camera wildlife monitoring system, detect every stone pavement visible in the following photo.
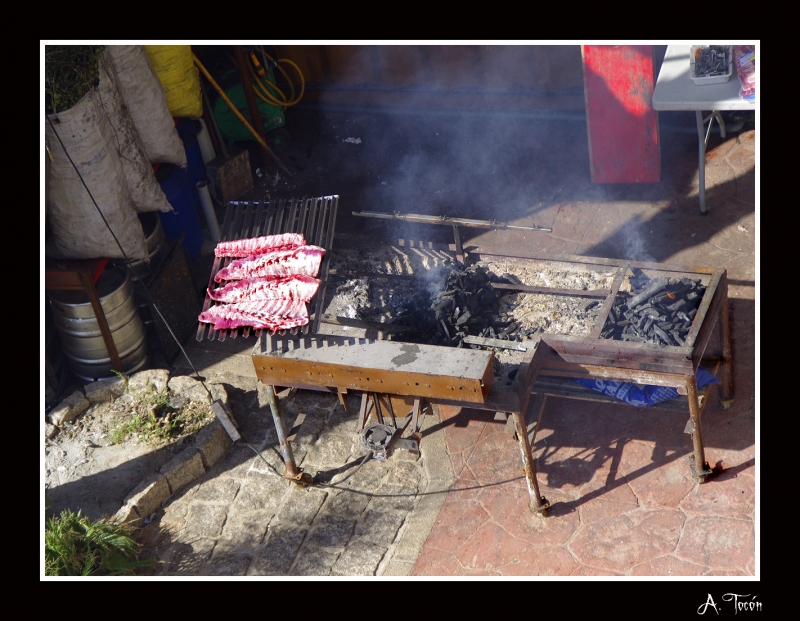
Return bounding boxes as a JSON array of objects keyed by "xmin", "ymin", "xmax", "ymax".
[{"xmin": 138, "ymin": 373, "xmax": 455, "ymax": 576}]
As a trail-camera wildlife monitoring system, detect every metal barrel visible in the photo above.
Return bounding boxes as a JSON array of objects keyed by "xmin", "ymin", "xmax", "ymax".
[
  {"xmin": 123, "ymin": 212, "xmax": 169, "ymax": 280},
  {"xmin": 48, "ymin": 266, "xmax": 149, "ymax": 382}
]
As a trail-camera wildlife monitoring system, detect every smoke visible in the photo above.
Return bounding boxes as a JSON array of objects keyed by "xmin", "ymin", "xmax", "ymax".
[
  {"xmin": 310, "ymin": 45, "xmax": 592, "ymax": 237},
  {"xmin": 613, "ymin": 215, "xmax": 658, "ymax": 263}
]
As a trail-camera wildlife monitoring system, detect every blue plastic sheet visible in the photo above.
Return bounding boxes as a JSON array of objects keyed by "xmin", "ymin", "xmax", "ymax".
[{"xmin": 571, "ymin": 367, "xmax": 719, "ymax": 407}]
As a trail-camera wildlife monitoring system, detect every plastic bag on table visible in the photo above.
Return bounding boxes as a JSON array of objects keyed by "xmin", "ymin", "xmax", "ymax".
[{"xmin": 733, "ymin": 45, "xmax": 755, "ymax": 102}]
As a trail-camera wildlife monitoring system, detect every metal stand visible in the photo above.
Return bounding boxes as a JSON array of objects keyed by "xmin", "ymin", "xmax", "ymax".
[{"xmin": 695, "ymin": 110, "xmax": 727, "ymax": 216}]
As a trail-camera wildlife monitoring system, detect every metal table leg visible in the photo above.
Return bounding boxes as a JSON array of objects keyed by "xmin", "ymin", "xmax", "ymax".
[
  {"xmin": 686, "ymin": 375, "xmax": 713, "ymax": 483},
  {"xmin": 695, "ymin": 109, "xmax": 726, "ymax": 216}
]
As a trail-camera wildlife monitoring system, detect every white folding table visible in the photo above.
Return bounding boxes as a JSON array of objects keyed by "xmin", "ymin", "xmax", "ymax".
[{"xmin": 652, "ymin": 45, "xmax": 754, "ymax": 215}]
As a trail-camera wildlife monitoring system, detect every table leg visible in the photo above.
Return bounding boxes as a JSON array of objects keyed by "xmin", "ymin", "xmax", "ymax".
[
  {"xmin": 696, "ymin": 110, "xmax": 708, "ymax": 216},
  {"xmin": 511, "ymin": 406, "xmax": 549, "ymax": 516},
  {"xmin": 79, "ymin": 270, "xmax": 123, "ymax": 373},
  {"xmin": 263, "ymin": 383, "xmax": 299, "ymax": 478},
  {"xmin": 686, "ymin": 376, "xmax": 713, "ymax": 483}
]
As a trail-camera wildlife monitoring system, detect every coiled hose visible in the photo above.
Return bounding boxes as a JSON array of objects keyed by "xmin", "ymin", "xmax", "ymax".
[{"xmin": 226, "ymin": 46, "xmax": 305, "ymax": 109}]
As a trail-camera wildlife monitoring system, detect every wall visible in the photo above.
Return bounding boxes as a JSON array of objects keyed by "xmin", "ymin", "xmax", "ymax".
[{"xmin": 270, "ymin": 45, "xmax": 587, "ymax": 112}]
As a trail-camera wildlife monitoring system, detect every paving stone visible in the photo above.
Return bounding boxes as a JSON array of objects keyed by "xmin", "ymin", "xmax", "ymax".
[
  {"xmin": 289, "ymin": 547, "xmax": 340, "ymax": 576},
  {"xmin": 184, "ymin": 503, "xmax": 228, "ymax": 538},
  {"xmin": 625, "ymin": 458, "xmax": 696, "ymax": 508},
  {"xmin": 213, "ymin": 444, "xmax": 255, "ymax": 478},
  {"xmin": 221, "ymin": 514, "xmax": 270, "ymax": 547},
  {"xmin": 160, "ymin": 448, "xmax": 205, "ymax": 494},
  {"xmin": 367, "ymin": 483, "xmax": 418, "ymax": 513},
  {"xmin": 193, "ymin": 477, "xmax": 241, "ymax": 505},
  {"xmin": 233, "ymin": 471, "xmax": 288, "ymax": 514},
  {"xmin": 123, "ymin": 472, "xmax": 170, "ymax": 519},
  {"xmin": 631, "ymin": 555, "xmax": 706, "ymax": 576},
  {"xmin": 354, "ymin": 510, "xmax": 405, "ymax": 545},
  {"xmin": 287, "ymin": 410, "xmax": 328, "ymax": 445},
  {"xmin": 338, "ymin": 456, "xmax": 388, "ymax": 490},
  {"xmin": 674, "ymin": 516, "xmax": 754, "ymax": 569},
  {"xmin": 323, "ymin": 403, "xmax": 359, "ymax": 435},
  {"xmin": 421, "ymin": 498, "xmax": 489, "ymax": 554},
  {"xmin": 168, "ymin": 538, "xmax": 216, "ymax": 575},
  {"xmin": 205, "ymin": 551, "xmax": 253, "ymax": 576},
  {"xmin": 331, "ymin": 541, "xmax": 388, "ymax": 576},
  {"xmin": 323, "ymin": 487, "xmax": 371, "ymax": 518},
  {"xmin": 194, "ymin": 421, "xmax": 232, "ymax": 469},
  {"xmin": 251, "ymin": 522, "xmax": 308, "ymax": 575},
  {"xmin": 304, "ymin": 434, "xmax": 357, "ymax": 469},
  {"xmin": 84, "ymin": 376, "xmax": 127, "ymax": 402},
  {"xmin": 678, "ymin": 469, "xmax": 755, "ymax": 520},
  {"xmin": 305, "ymin": 513, "xmax": 356, "ymax": 548},
  {"xmin": 280, "ymin": 486, "xmax": 328, "ymax": 525},
  {"xmin": 384, "ymin": 460, "xmax": 422, "ymax": 488},
  {"xmin": 568, "ymin": 509, "xmax": 685, "ymax": 573},
  {"xmin": 495, "ymin": 545, "xmax": 580, "ymax": 577},
  {"xmin": 250, "ymin": 442, "xmax": 307, "ymax": 475}
]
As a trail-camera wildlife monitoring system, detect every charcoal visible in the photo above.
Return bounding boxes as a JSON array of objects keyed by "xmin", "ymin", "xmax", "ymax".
[
  {"xmin": 583, "ymin": 300, "xmax": 600, "ymax": 312},
  {"xmin": 627, "ymin": 277, "xmax": 669, "ymax": 309},
  {"xmin": 455, "ymin": 310, "xmax": 471, "ymax": 326},
  {"xmin": 676, "ymin": 311, "xmax": 692, "ymax": 324},
  {"xmin": 652, "ymin": 325, "xmax": 672, "ymax": 345},
  {"xmin": 665, "ymin": 299, "xmax": 687, "ymax": 312},
  {"xmin": 643, "ymin": 318, "xmax": 653, "ymax": 333},
  {"xmin": 501, "ymin": 321, "xmax": 518, "ymax": 336},
  {"xmin": 500, "ymin": 273, "xmax": 524, "ymax": 286},
  {"xmin": 686, "ymin": 291, "xmax": 700, "ymax": 301}
]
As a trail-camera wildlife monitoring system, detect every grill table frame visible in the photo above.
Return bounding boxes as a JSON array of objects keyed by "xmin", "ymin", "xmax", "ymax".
[{"xmin": 245, "ymin": 234, "xmax": 733, "ymax": 513}]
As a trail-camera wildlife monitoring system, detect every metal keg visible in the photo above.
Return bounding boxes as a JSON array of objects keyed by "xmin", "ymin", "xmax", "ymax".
[
  {"xmin": 48, "ymin": 266, "xmax": 149, "ymax": 382},
  {"xmin": 124, "ymin": 212, "xmax": 169, "ymax": 280}
]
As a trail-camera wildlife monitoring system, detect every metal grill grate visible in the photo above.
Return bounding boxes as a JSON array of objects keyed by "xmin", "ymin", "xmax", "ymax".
[{"xmin": 196, "ymin": 195, "xmax": 339, "ymax": 342}]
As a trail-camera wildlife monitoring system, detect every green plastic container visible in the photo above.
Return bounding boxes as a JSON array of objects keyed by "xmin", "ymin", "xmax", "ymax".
[{"xmin": 213, "ymin": 80, "xmax": 286, "ymax": 143}]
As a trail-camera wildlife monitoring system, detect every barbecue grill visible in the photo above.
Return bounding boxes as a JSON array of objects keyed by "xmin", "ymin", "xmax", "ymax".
[{"xmin": 199, "ymin": 201, "xmax": 733, "ymax": 515}]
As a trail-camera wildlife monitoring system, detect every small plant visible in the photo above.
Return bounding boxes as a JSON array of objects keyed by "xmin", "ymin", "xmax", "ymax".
[
  {"xmin": 111, "ymin": 369, "xmax": 130, "ymax": 393},
  {"xmin": 45, "ymin": 509, "xmax": 152, "ymax": 576}
]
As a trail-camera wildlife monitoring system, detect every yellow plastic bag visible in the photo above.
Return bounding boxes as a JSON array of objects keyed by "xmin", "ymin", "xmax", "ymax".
[{"xmin": 144, "ymin": 45, "xmax": 202, "ymax": 118}]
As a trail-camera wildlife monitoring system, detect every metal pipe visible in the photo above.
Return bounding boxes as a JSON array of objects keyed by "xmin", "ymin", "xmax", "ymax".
[
  {"xmin": 352, "ymin": 210, "xmax": 552, "ymax": 233},
  {"xmin": 197, "ymin": 180, "xmax": 221, "ymax": 242},
  {"xmin": 234, "ymin": 45, "xmax": 273, "ymax": 173},
  {"xmin": 686, "ymin": 376, "xmax": 710, "ymax": 483},
  {"xmin": 194, "ymin": 118, "xmax": 216, "ymax": 164},
  {"xmin": 263, "ymin": 383, "xmax": 298, "ymax": 477}
]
